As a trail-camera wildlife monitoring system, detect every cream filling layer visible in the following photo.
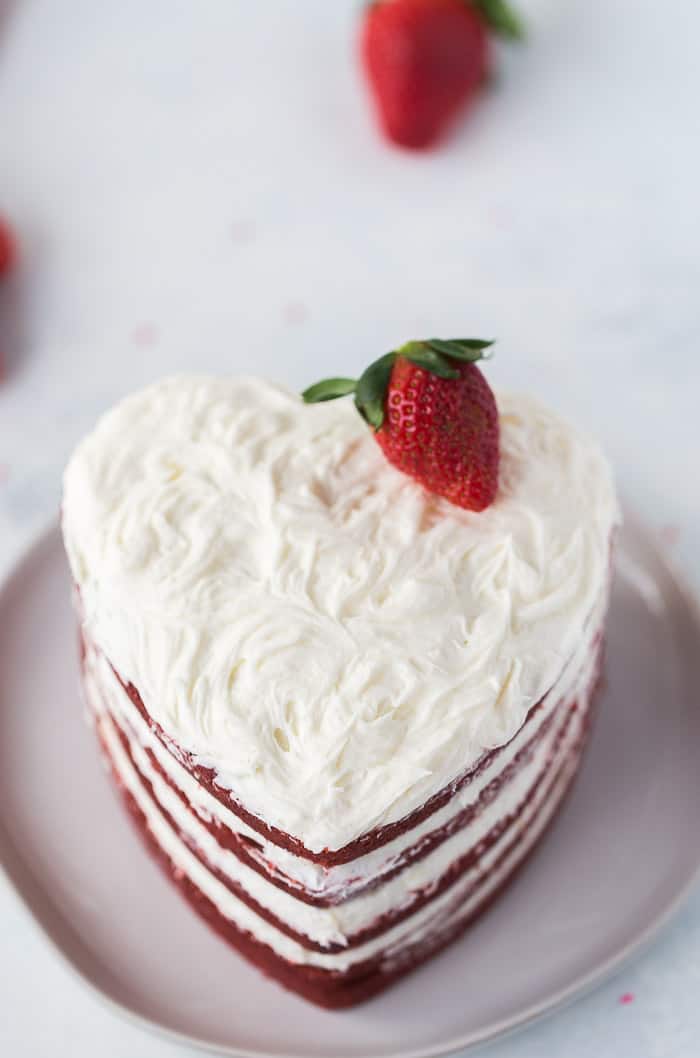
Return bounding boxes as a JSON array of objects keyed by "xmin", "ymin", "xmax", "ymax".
[
  {"xmin": 97, "ymin": 697, "xmax": 586, "ymax": 971},
  {"xmin": 86, "ymin": 652, "xmax": 580, "ymax": 948},
  {"xmin": 130, "ymin": 681, "xmax": 585, "ymax": 946},
  {"xmin": 84, "ymin": 576, "xmax": 606, "ymax": 901},
  {"xmin": 371, "ymin": 745, "xmax": 582, "ymax": 974}
]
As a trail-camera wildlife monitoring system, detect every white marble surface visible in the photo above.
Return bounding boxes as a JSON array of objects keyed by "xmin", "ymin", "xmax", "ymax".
[{"xmin": 1, "ymin": 0, "xmax": 699, "ymax": 1054}]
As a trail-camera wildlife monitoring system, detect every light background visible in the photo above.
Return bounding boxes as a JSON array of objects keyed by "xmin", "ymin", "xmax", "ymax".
[{"xmin": 0, "ymin": 0, "xmax": 699, "ymax": 1055}]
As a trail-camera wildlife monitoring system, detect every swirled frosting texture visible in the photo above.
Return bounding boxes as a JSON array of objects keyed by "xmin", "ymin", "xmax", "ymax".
[{"xmin": 63, "ymin": 375, "xmax": 618, "ymax": 851}]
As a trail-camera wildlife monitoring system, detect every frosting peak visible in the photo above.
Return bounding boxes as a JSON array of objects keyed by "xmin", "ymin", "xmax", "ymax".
[{"xmin": 62, "ymin": 375, "xmax": 619, "ymax": 851}]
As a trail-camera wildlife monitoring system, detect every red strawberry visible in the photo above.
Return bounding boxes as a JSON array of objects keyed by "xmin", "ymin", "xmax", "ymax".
[
  {"xmin": 302, "ymin": 338, "xmax": 499, "ymax": 512},
  {"xmin": 360, "ymin": 0, "xmax": 524, "ymax": 149},
  {"xmin": 0, "ymin": 216, "xmax": 16, "ymax": 278}
]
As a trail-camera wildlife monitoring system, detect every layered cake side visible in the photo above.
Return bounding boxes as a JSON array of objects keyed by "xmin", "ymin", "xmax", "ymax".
[{"xmin": 62, "ymin": 372, "xmax": 619, "ymax": 1008}]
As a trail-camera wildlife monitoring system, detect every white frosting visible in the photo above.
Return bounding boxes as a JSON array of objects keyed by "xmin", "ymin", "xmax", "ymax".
[{"xmin": 62, "ymin": 375, "xmax": 618, "ymax": 852}]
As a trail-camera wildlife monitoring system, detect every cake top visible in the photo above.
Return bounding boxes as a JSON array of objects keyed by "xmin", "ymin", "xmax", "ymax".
[{"xmin": 63, "ymin": 375, "xmax": 619, "ymax": 852}]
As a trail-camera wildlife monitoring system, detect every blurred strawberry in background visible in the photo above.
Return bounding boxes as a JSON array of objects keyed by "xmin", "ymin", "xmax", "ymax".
[
  {"xmin": 0, "ymin": 216, "xmax": 16, "ymax": 278},
  {"xmin": 0, "ymin": 215, "xmax": 19, "ymax": 380},
  {"xmin": 360, "ymin": 0, "xmax": 523, "ymax": 149}
]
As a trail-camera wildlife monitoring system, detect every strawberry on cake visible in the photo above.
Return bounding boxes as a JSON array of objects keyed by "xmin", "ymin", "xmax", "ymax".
[{"xmin": 62, "ymin": 337, "xmax": 619, "ymax": 1008}]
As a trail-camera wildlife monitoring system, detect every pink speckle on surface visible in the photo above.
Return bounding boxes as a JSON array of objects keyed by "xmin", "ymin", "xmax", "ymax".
[
  {"xmin": 0, "ymin": 463, "xmax": 9, "ymax": 485},
  {"xmin": 619, "ymin": 992, "xmax": 635, "ymax": 1005},
  {"xmin": 660, "ymin": 524, "xmax": 681, "ymax": 547},
  {"xmin": 230, "ymin": 220, "xmax": 257, "ymax": 245},
  {"xmin": 131, "ymin": 322, "xmax": 159, "ymax": 348},
  {"xmin": 283, "ymin": 301, "xmax": 309, "ymax": 326}
]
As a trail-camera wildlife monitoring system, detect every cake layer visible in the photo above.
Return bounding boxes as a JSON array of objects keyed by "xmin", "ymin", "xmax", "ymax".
[
  {"xmin": 85, "ymin": 644, "xmax": 597, "ymax": 963},
  {"xmin": 120, "ymin": 685, "xmax": 567, "ymax": 925},
  {"xmin": 63, "ymin": 377, "xmax": 620, "ymax": 852},
  {"xmin": 81, "ymin": 570, "xmax": 608, "ymax": 897},
  {"xmin": 94, "ymin": 690, "xmax": 592, "ymax": 1006},
  {"xmin": 79, "ymin": 571, "xmax": 609, "ymax": 901},
  {"xmin": 116, "ymin": 694, "xmax": 582, "ymax": 951},
  {"xmin": 82, "ymin": 585, "xmax": 602, "ymax": 923}
]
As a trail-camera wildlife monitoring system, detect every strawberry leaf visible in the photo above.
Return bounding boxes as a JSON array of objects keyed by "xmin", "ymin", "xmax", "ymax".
[
  {"xmin": 427, "ymin": 338, "xmax": 494, "ymax": 362},
  {"xmin": 403, "ymin": 347, "xmax": 460, "ymax": 378},
  {"xmin": 472, "ymin": 0, "xmax": 525, "ymax": 41},
  {"xmin": 453, "ymin": 338, "xmax": 495, "ymax": 352},
  {"xmin": 302, "ymin": 377, "xmax": 357, "ymax": 403},
  {"xmin": 354, "ymin": 352, "xmax": 396, "ymax": 430},
  {"xmin": 356, "ymin": 396, "xmax": 385, "ymax": 430}
]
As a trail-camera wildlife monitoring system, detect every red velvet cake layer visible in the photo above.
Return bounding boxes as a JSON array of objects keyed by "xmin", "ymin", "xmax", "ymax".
[
  {"xmin": 95, "ymin": 704, "xmax": 593, "ymax": 1008},
  {"xmin": 117, "ymin": 660, "xmax": 570, "ymax": 867},
  {"xmin": 81, "ymin": 628, "xmax": 603, "ymax": 1008},
  {"xmin": 114, "ymin": 673, "xmax": 572, "ymax": 909},
  {"xmin": 108, "ymin": 695, "xmax": 581, "ymax": 954}
]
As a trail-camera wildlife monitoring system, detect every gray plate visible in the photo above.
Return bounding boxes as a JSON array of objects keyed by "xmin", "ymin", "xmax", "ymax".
[{"xmin": 1, "ymin": 515, "xmax": 699, "ymax": 1058}]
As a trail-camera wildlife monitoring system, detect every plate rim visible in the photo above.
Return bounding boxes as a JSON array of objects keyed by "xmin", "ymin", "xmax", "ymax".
[{"xmin": 2, "ymin": 514, "xmax": 700, "ymax": 1058}]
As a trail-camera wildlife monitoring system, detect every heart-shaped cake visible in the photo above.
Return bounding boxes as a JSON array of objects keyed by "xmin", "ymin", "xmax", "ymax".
[{"xmin": 62, "ymin": 353, "xmax": 618, "ymax": 1007}]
